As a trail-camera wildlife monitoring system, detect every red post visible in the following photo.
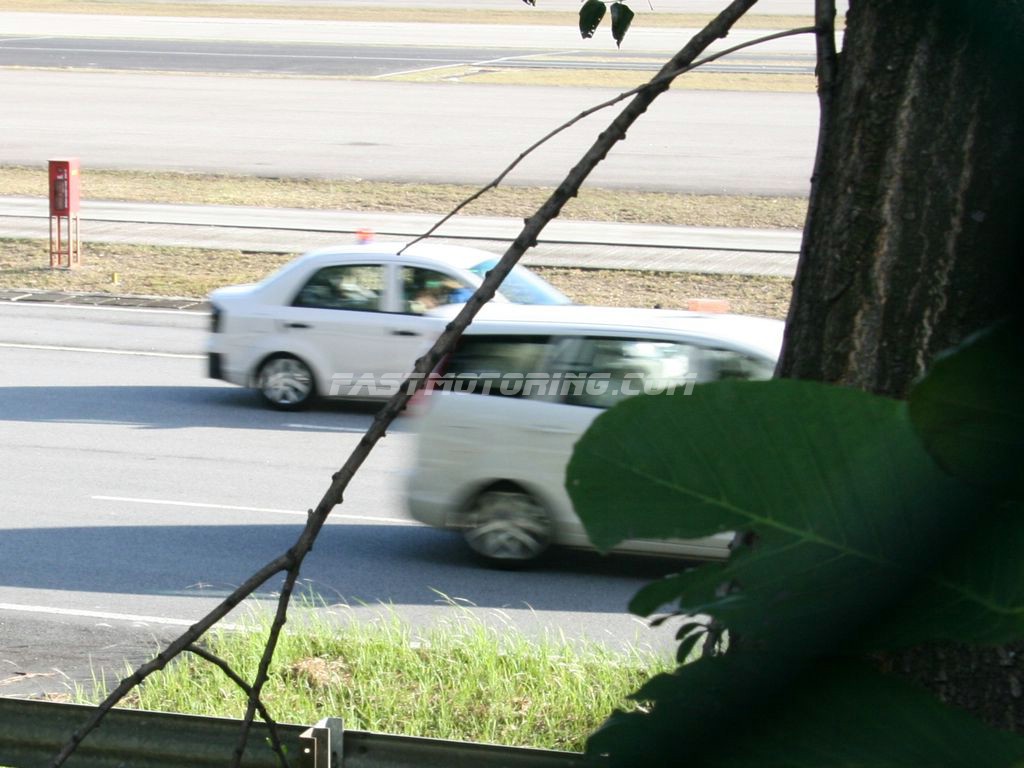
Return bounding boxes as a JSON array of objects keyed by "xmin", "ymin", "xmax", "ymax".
[{"xmin": 48, "ymin": 158, "xmax": 81, "ymax": 268}]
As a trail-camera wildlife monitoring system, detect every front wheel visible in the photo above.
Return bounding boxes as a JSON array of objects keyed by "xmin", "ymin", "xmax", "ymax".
[
  {"xmin": 463, "ymin": 488, "xmax": 553, "ymax": 565},
  {"xmin": 257, "ymin": 355, "xmax": 316, "ymax": 410}
]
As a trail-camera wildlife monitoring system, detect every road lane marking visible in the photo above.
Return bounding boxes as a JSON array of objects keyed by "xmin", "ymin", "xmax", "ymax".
[
  {"xmin": 91, "ymin": 495, "xmax": 415, "ymax": 525},
  {"xmin": 0, "ymin": 342, "xmax": 202, "ymax": 358},
  {"xmin": 0, "ymin": 602, "xmax": 225, "ymax": 628},
  {"xmin": 284, "ymin": 423, "xmax": 372, "ymax": 433}
]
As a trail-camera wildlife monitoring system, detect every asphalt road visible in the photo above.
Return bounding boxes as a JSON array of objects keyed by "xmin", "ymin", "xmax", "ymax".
[
  {"xmin": 0, "ymin": 69, "xmax": 817, "ymax": 194},
  {"xmin": 0, "ymin": 302, "xmax": 689, "ymax": 697},
  {"xmin": 0, "ymin": 12, "xmax": 820, "ymax": 194},
  {"xmin": 0, "ymin": 37, "xmax": 814, "ymax": 77}
]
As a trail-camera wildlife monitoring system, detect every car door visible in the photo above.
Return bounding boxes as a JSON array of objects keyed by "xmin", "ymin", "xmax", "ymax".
[{"xmin": 277, "ymin": 262, "xmax": 442, "ymax": 396}]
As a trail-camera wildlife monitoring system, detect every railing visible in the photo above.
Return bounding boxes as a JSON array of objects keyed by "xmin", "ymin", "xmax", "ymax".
[{"xmin": 0, "ymin": 698, "xmax": 584, "ymax": 768}]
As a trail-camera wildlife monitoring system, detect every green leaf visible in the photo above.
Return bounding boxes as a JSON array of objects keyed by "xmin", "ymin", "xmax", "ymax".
[
  {"xmin": 579, "ymin": 0, "xmax": 606, "ymax": 39},
  {"xmin": 568, "ymin": 380, "xmax": 955, "ymax": 552},
  {"xmin": 567, "ymin": 379, "xmax": 1024, "ymax": 649},
  {"xmin": 909, "ymin": 319, "xmax": 1024, "ymax": 495},
  {"xmin": 587, "ymin": 657, "xmax": 1024, "ymax": 767},
  {"xmin": 609, "ymin": 3, "xmax": 634, "ymax": 47},
  {"xmin": 873, "ymin": 498, "xmax": 1024, "ymax": 647}
]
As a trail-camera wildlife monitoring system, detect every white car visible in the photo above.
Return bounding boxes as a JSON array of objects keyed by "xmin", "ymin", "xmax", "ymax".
[
  {"xmin": 206, "ymin": 241, "xmax": 570, "ymax": 409},
  {"xmin": 404, "ymin": 305, "xmax": 784, "ymax": 565}
]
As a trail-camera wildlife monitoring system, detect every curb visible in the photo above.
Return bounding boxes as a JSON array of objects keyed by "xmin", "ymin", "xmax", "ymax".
[{"xmin": 0, "ymin": 288, "xmax": 209, "ymax": 312}]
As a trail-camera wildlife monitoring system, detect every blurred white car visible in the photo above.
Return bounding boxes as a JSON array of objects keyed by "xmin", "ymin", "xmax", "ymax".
[
  {"xmin": 404, "ymin": 305, "xmax": 784, "ymax": 565},
  {"xmin": 206, "ymin": 242, "xmax": 570, "ymax": 409}
]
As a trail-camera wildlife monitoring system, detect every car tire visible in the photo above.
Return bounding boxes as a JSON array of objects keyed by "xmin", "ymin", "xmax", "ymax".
[
  {"xmin": 462, "ymin": 487, "xmax": 553, "ymax": 566},
  {"xmin": 257, "ymin": 354, "xmax": 316, "ymax": 410}
]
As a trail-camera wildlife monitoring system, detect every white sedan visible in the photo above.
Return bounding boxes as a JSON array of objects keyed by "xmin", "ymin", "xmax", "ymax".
[{"xmin": 206, "ymin": 241, "xmax": 570, "ymax": 409}]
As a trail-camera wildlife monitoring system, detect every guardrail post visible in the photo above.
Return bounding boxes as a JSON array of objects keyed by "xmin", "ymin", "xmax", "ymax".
[{"xmin": 299, "ymin": 717, "xmax": 344, "ymax": 768}]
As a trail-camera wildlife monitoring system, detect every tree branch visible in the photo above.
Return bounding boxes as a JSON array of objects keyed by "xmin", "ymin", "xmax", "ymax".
[
  {"xmin": 52, "ymin": 1, "xmax": 777, "ymax": 762},
  {"xmin": 230, "ymin": 564, "xmax": 305, "ymax": 766},
  {"xmin": 184, "ymin": 644, "xmax": 290, "ymax": 768}
]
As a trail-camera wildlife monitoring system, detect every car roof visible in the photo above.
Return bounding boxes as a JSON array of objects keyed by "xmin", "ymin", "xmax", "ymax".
[
  {"xmin": 439, "ymin": 303, "xmax": 786, "ymax": 360},
  {"xmin": 297, "ymin": 241, "xmax": 500, "ymax": 270}
]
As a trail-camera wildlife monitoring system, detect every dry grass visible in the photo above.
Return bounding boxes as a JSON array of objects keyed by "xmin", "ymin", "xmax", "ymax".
[
  {"xmin": 0, "ymin": 167, "xmax": 808, "ymax": 230},
  {"xmin": 0, "ymin": 238, "xmax": 294, "ymax": 298},
  {"xmin": 538, "ymin": 266, "xmax": 792, "ymax": 319},
  {"xmin": 0, "ymin": 238, "xmax": 792, "ymax": 319}
]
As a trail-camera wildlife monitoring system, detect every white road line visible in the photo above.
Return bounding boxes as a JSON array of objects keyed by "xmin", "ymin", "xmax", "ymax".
[
  {"xmin": 284, "ymin": 423, "xmax": 369, "ymax": 433},
  {"xmin": 0, "ymin": 602, "xmax": 206, "ymax": 628},
  {"xmin": 91, "ymin": 495, "xmax": 414, "ymax": 525},
  {"xmin": 374, "ymin": 61, "xmax": 470, "ymax": 78},
  {"xmin": 0, "ymin": 342, "xmax": 202, "ymax": 358}
]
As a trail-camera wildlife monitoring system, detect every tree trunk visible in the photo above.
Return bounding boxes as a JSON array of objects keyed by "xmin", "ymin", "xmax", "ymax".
[
  {"xmin": 779, "ymin": 0, "xmax": 1024, "ymax": 398},
  {"xmin": 777, "ymin": 0, "xmax": 1024, "ymax": 733}
]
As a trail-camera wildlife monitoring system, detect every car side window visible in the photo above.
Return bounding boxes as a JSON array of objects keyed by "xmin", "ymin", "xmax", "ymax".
[
  {"xmin": 548, "ymin": 337, "xmax": 699, "ymax": 409},
  {"xmin": 293, "ymin": 264, "xmax": 384, "ymax": 311},
  {"xmin": 401, "ymin": 267, "xmax": 474, "ymax": 314},
  {"xmin": 703, "ymin": 348, "xmax": 775, "ymax": 381},
  {"xmin": 441, "ymin": 335, "xmax": 551, "ymax": 397}
]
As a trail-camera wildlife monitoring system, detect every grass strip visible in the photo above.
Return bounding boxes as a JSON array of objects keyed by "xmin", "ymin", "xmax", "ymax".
[
  {"xmin": 80, "ymin": 605, "xmax": 674, "ymax": 752},
  {"xmin": 0, "ymin": 167, "xmax": 808, "ymax": 230}
]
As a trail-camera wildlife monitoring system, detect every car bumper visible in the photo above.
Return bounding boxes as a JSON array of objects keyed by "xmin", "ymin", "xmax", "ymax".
[{"xmin": 404, "ymin": 470, "xmax": 459, "ymax": 529}]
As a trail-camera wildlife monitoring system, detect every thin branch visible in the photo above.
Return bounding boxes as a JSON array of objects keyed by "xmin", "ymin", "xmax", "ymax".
[
  {"xmin": 400, "ymin": 23, "xmax": 815, "ymax": 254},
  {"xmin": 230, "ymin": 564, "xmax": 305, "ymax": 766},
  {"xmin": 815, "ymin": 0, "xmax": 839, "ymax": 107},
  {"xmin": 52, "ymin": 1, "xmax": 772, "ymax": 763},
  {"xmin": 51, "ymin": 552, "xmax": 299, "ymax": 767},
  {"xmin": 184, "ymin": 645, "xmax": 290, "ymax": 768},
  {"xmin": 805, "ymin": 0, "xmax": 838, "ymax": 204}
]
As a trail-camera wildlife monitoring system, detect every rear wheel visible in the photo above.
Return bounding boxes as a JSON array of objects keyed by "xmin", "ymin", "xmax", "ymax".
[
  {"xmin": 257, "ymin": 355, "xmax": 316, "ymax": 410},
  {"xmin": 463, "ymin": 488, "xmax": 553, "ymax": 565}
]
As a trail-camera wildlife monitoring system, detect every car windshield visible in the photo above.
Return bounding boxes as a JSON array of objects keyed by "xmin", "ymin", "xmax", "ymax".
[{"xmin": 469, "ymin": 260, "xmax": 571, "ymax": 305}]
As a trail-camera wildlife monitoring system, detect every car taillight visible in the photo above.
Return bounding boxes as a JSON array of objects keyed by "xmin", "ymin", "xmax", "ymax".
[{"xmin": 210, "ymin": 305, "xmax": 222, "ymax": 333}]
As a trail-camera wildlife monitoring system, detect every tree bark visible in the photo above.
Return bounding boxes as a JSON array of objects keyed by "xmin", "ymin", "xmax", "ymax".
[
  {"xmin": 779, "ymin": 0, "xmax": 1024, "ymax": 398},
  {"xmin": 778, "ymin": 0, "xmax": 1024, "ymax": 733}
]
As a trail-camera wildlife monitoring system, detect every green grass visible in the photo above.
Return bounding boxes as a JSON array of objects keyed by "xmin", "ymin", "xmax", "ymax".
[{"xmin": 79, "ymin": 604, "xmax": 673, "ymax": 752}]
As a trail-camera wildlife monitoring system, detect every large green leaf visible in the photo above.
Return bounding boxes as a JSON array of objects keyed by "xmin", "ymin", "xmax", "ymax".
[
  {"xmin": 586, "ymin": 657, "xmax": 1024, "ymax": 767},
  {"xmin": 909, "ymin": 319, "xmax": 1024, "ymax": 495},
  {"xmin": 567, "ymin": 379, "xmax": 1024, "ymax": 648}
]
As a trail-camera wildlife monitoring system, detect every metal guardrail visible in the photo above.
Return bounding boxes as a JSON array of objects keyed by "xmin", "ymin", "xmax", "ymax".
[{"xmin": 0, "ymin": 698, "xmax": 585, "ymax": 768}]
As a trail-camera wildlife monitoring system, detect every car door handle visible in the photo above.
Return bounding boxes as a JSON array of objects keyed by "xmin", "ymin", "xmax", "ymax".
[
  {"xmin": 391, "ymin": 330, "xmax": 421, "ymax": 337},
  {"xmin": 530, "ymin": 425, "xmax": 576, "ymax": 434},
  {"xmin": 285, "ymin": 322, "xmax": 311, "ymax": 329}
]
